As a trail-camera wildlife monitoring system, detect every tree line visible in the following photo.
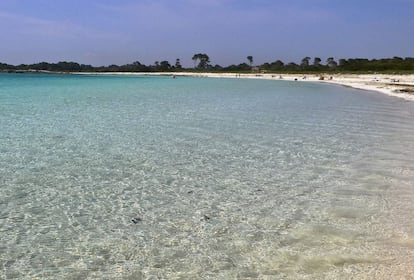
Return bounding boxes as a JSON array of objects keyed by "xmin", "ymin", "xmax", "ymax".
[{"xmin": 1, "ymin": 55, "xmax": 413, "ymax": 73}]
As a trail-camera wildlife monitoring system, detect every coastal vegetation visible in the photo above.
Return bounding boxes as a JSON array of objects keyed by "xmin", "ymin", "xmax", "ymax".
[{"xmin": 1, "ymin": 56, "xmax": 413, "ymax": 74}]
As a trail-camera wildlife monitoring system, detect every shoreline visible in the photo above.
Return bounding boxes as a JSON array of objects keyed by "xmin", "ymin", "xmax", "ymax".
[{"xmin": 73, "ymin": 71, "xmax": 414, "ymax": 101}]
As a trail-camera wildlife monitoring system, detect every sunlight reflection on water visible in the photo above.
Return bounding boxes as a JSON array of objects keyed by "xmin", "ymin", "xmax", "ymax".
[{"xmin": 0, "ymin": 74, "xmax": 414, "ymax": 279}]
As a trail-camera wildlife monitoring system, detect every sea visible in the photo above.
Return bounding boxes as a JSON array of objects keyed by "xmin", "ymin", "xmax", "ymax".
[{"xmin": 0, "ymin": 73, "xmax": 414, "ymax": 279}]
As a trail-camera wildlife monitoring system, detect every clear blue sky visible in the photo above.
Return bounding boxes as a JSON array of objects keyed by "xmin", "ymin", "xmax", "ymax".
[{"xmin": 0, "ymin": 0, "xmax": 413, "ymax": 67}]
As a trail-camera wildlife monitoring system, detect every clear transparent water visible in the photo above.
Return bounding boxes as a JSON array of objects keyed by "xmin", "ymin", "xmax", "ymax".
[{"xmin": 1, "ymin": 73, "xmax": 414, "ymax": 279}]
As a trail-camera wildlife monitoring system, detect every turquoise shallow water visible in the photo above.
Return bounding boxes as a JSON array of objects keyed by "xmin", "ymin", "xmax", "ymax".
[{"xmin": 1, "ymin": 73, "xmax": 414, "ymax": 279}]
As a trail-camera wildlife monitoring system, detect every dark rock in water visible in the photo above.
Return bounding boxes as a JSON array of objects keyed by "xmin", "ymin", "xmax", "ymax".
[
  {"xmin": 187, "ymin": 190, "xmax": 194, "ymax": 194},
  {"xmin": 132, "ymin": 217, "xmax": 142, "ymax": 224},
  {"xmin": 203, "ymin": 215, "xmax": 211, "ymax": 221}
]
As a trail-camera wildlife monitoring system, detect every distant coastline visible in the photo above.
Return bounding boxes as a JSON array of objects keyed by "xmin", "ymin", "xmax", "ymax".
[
  {"xmin": 73, "ymin": 71, "xmax": 414, "ymax": 102},
  {"xmin": 2, "ymin": 69, "xmax": 413, "ymax": 101},
  {"xmin": 1, "ymin": 56, "xmax": 414, "ymax": 73}
]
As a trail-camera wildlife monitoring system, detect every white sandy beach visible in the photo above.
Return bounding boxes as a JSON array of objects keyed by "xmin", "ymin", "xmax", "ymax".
[
  {"xmin": 77, "ymin": 72, "xmax": 414, "ymax": 101},
  {"xmin": 175, "ymin": 72, "xmax": 414, "ymax": 101}
]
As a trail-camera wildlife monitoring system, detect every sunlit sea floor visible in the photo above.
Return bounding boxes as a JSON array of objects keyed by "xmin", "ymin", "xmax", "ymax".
[{"xmin": 0, "ymin": 74, "xmax": 414, "ymax": 279}]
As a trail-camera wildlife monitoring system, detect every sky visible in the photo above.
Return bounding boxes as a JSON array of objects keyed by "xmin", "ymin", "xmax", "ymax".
[{"xmin": 0, "ymin": 0, "xmax": 413, "ymax": 67}]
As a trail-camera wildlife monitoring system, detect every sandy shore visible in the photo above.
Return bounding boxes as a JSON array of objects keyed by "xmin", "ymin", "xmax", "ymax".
[
  {"xmin": 179, "ymin": 72, "xmax": 414, "ymax": 101},
  {"xmin": 76, "ymin": 72, "xmax": 414, "ymax": 101}
]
